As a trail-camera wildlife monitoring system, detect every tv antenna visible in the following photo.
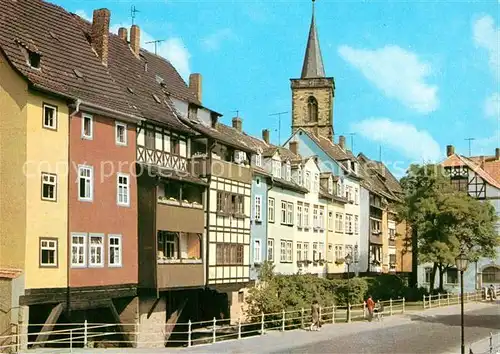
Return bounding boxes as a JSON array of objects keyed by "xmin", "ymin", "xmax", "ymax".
[
  {"xmin": 348, "ymin": 133, "xmax": 356, "ymax": 153},
  {"xmin": 465, "ymin": 137, "xmax": 475, "ymax": 156},
  {"xmin": 145, "ymin": 39, "xmax": 166, "ymax": 55},
  {"xmin": 379, "ymin": 145, "xmax": 383, "ymax": 162},
  {"xmin": 269, "ymin": 111, "xmax": 288, "ymax": 146},
  {"xmin": 131, "ymin": 5, "xmax": 140, "ymax": 25}
]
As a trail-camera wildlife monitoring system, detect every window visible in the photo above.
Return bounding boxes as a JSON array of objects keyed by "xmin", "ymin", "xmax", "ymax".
[
  {"xmin": 40, "ymin": 238, "xmax": 57, "ymax": 267},
  {"xmin": 334, "ymin": 245, "xmax": 343, "ymax": 261},
  {"xmin": 217, "ymin": 191, "xmax": 227, "ymax": 213},
  {"xmin": 354, "ymin": 188, "xmax": 359, "ymax": 205},
  {"xmin": 286, "ymin": 241, "xmax": 293, "ymax": 262},
  {"xmin": 319, "ymin": 242, "xmax": 324, "ymax": 261},
  {"xmin": 313, "ymin": 206, "xmax": 319, "ymax": 228},
  {"xmin": 281, "ymin": 201, "xmax": 287, "ymax": 224},
  {"xmin": 328, "ymin": 179, "xmax": 333, "ymax": 194},
  {"xmin": 424, "ymin": 267, "xmax": 432, "ymax": 283},
  {"xmin": 297, "ymin": 202, "xmax": 303, "ymax": 228},
  {"xmin": 371, "ymin": 219, "xmax": 381, "ymax": 234},
  {"xmin": 354, "ymin": 215, "xmax": 359, "ymax": 234},
  {"xmin": 304, "ymin": 204, "xmax": 310, "ymax": 228},
  {"xmin": 305, "ymin": 171, "xmax": 311, "ymax": 190},
  {"xmin": 389, "ymin": 254, "xmax": 396, "ymax": 265},
  {"xmin": 280, "ymin": 240, "xmax": 287, "ymax": 262},
  {"xmin": 82, "ymin": 114, "xmax": 93, "ymax": 139},
  {"xmin": 41, "ymin": 173, "xmax": 57, "ymax": 201},
  {"xmin": 109, "ymin": 235, "xmax": 122, "ymax": 267},
  {"xmin": 145, "ymin": 127, "xmax": 155, "ymax": 150},
  {"xmin": 89, "ymin": 234, "xmax": 104, "ymax": 267},
  {"xmin": 238, "ymin": 291, "xmax": 244, "ymax": 303},
  {"xmin": 328, "ymin": 211, "xmax": 333, "ymax": 231},
  {"xmin": 327, "ymin": 244, "xmax": 333, "ymax": 261},
  {"xmin": 345, "ymin": 244, "xmax": 353, "ymax": 259},
  {"xmin": 272, "ymin": 160, "xmax": 281, "ymax": 178},
  {"xmin": 115, "ymin": 122, "xmax": 127, "ymax": 146},
  {"xmin": 28, "ymin": 51, "xmax": 41, "ymax": 69},
  {"xmin": 307, "ymin": 96, "xmax": 318, "ymax": 122},
  {"xmin": 389, "ymin": 228, "xmax": 396, "ymax": 241},
  {"xmin": 268, "ymin": 198, "xmax": 275, "ymax": 223},
  {"xmin": 254, "ymin": 240, "xmax": 261, "ymax": 263},
  {"xmin": 254, "ymin": 195, "xmax": 262, "ymax": 221},
  {"xmin": 483, "ymin": 267, "xmax": 500, "ymax": 283},
  {"xmin": 303, "ymin": 242, "xmax": 309, "ymax": 262},
  {"xmin": 336, "ymin": 180, "xmax": 343, "ymax": 197},
  {"xmin": 313, "ymin": 242, "xmax": 318, "ymax": 261},
  {"xmin": 297, "ymin": 169, "xmax": 303, "ymax": 186},
  {"xmin": 319, "ymin": 207, "xmax": 325, "ymax": 230},
  {"xmin": 71, "ymin": 234, "xmax": 86, "ymax": 267},
  {"xmin": 267, "ymin": 239, "xmax": 274, "ymax": 262},
  {"xmin": 345, "ymin": 185, "xmax": 353, "ymax": 202},
  {"xmin": 313, "ymin": 173, "xmax": 319, "ymax": 192},
  {"xmin": 216, "ymin": 243, "xmax": 244, "ymax": 265},
  {"xmin": 446, "ymin": 268, "xmax": 459, "ymax": 284},
  {"xmin": 256, "ymin": 177, "xmax": 261, "ymax": 187},
  {"xmin": 117, "ymin": 173, "xmax": 130, "ymax": 206},
  {"xmin": 255, "ymin": 153, "xmax": 262, "ymax": 167},
  {"xmin": 287, "ymin": 202, "xmax": 293, "ymax": 225},
  {"xmin": 78, "ymin": 165, "xmax": 93, "ymax": 202},
  {"xmin": 297, "ymin": 242, "xmax": 302, "ymax": 261},
  {"xmin": 345, "ymin": 214, "xmax": 353, "ymax": 234},
  {"xmin": 285, "ymin": 161, "xmax": 291, "ymax": 181},
  {"xmin": 43, "ymin": 104, "xmax": 57, "ymax": 130},
  {"xmin": 335, "ymin": 213, "xmax": 343, "ymax": 233},
  {"xmin": 158, "ymin": 231, "xmax": 179, "ymax": 259},
  {"xmin": 217, "ymin": 192, "xmax": 244, "ymax": 216}
]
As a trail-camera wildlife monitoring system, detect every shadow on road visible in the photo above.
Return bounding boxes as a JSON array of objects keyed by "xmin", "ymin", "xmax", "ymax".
[{"xmin": 409, "ymin": 312, "xmax": 500, "ymax": 330}]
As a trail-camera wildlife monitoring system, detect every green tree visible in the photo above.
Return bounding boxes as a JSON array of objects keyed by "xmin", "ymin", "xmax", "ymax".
[{"xmin": 399, "ymin": 164, "xmax": 499, "ymax": 292}]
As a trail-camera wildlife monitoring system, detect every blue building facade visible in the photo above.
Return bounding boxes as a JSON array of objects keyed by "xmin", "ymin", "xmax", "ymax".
[{"xmin": 249, "ymin": 172, "xmax": 269, "ymax": 280}]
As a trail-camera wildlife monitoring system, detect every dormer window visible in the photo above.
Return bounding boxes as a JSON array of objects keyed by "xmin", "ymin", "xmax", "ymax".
[
  {"xmin": 272, "ymin": 160, "xmax": 281, "ymax": 178},
  {"xmin": 313, "ymin": 173, "xmax": 319, "ymax": 193},
  {"xmin": 255, "ymin": 153, "xmax": 262, "ymax": 167},
  {"xmin": 285, "ymin": 161, "xmax": 291, "ymax": 181},
  {"xmin": 28, "ymin": 51, "xmax": 41, "ymax": 69},
  {"xmin": 351, "ymin": 161, "xmax": 356, "ymax": 172},
  {"xmin": 336, "ymin": 180, "xmax": 343, "ymax": 197},
  {"xmin": 305, "ymin": 171, "xmax": 311, "ymax": 190},
  {"xmin": 297, "ymin": 168, "xmax": 303, "ymax": 186},
  {"xmin": 328, "ymin": 178, "xmax": 333, "ymax": 194}
]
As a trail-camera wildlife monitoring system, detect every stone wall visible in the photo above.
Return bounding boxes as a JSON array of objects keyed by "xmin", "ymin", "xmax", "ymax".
[{"xmin": 137, "ymin": 296, "xmax": 166, "ymax": 348}]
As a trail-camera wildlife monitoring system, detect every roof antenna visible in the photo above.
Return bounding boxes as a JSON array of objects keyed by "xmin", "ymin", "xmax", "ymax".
[
  {"xmin": 379, "ymin": 144, "xmax": 382, "ymax": 162},
  {"xmin": 269, "ymin": 111, "xmax": 289, "ymax": 146},
  {"xmin": 145, "ymin": 39, "xmax": 166, "ymax": 55},
  {"xmin": 131, "ymin": 5, "xmax": 140, "ymax": 26},
  {"xmin": 348, "ymin": 133, "xmax": 356, "ymax": 153},
  {"xmin": 465, "ymin": 137, "xmax": 475, "ymax": 157}
]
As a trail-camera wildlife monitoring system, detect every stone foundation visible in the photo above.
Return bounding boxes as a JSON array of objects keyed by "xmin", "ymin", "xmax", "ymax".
[{"xmin": 137, "ymin": 296, "xmax": 166, "ymax": 348}]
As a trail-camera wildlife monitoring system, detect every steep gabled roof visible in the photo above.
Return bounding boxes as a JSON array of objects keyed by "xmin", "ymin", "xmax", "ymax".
[{"xmin": 442, "ymin": 154, "xmax": 500, "ymax": 189}]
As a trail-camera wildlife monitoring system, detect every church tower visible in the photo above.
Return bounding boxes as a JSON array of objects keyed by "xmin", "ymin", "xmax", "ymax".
[{"xmin": 291, "ymin": 0, "xmax": 335, "ymax": 140}]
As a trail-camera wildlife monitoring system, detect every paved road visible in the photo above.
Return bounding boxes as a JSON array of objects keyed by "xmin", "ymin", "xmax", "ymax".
[
  {"xmin": 182, "ymin": 302, "xmax": 499, "ymax": 354},
  {"xmin": 21, "ymin": 302, "xmax": 499, "ymax": 354}
]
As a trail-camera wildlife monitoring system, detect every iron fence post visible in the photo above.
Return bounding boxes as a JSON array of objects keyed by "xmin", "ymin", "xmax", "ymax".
[
  {"xmin": 84, "ymin": 320, "xmax": 88, "ymax": 348},
  {"xmin": 282, "ymin": 310, "xmax": 285, "ymax": 332},
  {"xmin": 187, "ymin": 320, "xmax": 192, "ymax": 347},
  {"xmin": 212, "ymin": 317, "xmax": 216, "ymax": 343}
]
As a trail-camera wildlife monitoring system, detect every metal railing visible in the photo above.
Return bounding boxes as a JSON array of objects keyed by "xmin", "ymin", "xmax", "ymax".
[
  {"xmin": 0, "ymin": 287, "xmax": 498, "ymax": 351},
  {"xmin": 469, "ymin": 332, "xmax": 500, "ymax": 354}
]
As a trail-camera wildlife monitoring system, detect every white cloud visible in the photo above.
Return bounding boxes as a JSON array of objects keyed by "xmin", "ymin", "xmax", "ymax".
[
  {"xmin": 473, "ymin": 15, "xmax": 499, "ymax": 81},
  {"xmin": 201, "ymin": 28, "xmax": 236, "ymax": 51},
  {"xmin": 474, "ymin": 129, "xmax": 500, "ymax": 155},
  {"xmin": 352, "ymin": 118, "xmax": 441, "ymax": 162},
  {"xmin": 338, "ymin": 45, "xmax": 439, "ymax": 114},
  {"xmin": 111, "ymin": 24, "xmax": 191, "ymax": 80},
  {"xmin": 75, "ymin": 9, "xmax": 91, "ymax": 21},
  {"xmin": 485, "ymin": 92, "xmax": 500, "ymax": 118}
]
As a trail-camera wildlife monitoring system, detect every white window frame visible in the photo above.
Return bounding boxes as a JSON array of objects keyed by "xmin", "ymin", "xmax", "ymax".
[
  {"xmin": 319, "ymin": 242, "xmax": 324, "ymax": 261},
  {"xmin": 42, "ymin": 103, "xmax": 57, "ymax": 130},
  {"xmin": 89, "ymin": 234, "xmax": 104, "ymax": 268},
  {"xmin": 267, "ymin": 239, "xmax": 274, "ymax": 262},
  {"xmin": 81, "ymin": 113, "xmax": 93, "ymax": 140},
  {"xmin": 115, "ymin": 121, "xmax": 128, "ymax": 146},
  {"xmin": 313, "ymin": 205, "xmax": 319, "ymax": 228},
  {"xmin": 254, "ymin": 195, "xmax": 262, "ymax": 221},
  {"xmin": 328, "ymin": 211, "xmax": 333, "ymax": 231},
  {"xmin": 354, "ymin": 215, "xmax": 359, "ymax": 234},
  {"xmin": 108, "ymin": 234, "xmax": 123, "ymax": 267},
  {"xmin": 303, "ymin": 242, "xmax": 309, "ymax": 262},
  {"xmin": 286, "ymin": 202, "xmax": 293, "ymax": 225},
  {"xmin": 297, "ymin": 203, "xmax": 303, "ymax": 228},
  {"xmin": 313, "ymin": 242, "xmax": 318, "ymax": 261},
  {"xmin": 286, "ymin": 241, "xmax": 293, "ymax": 262},
  {"xmin": 71, "ymin": 233, "xmax": 87, "ymax": 268},
  {"xmin": 280, "ymin": 240, "xmax": 287, "ymax": 262},
  {"xmin": 304, "ymin": 204, "xmax": 310, "ymax": 228},
  {"xmin": 335, "ymin": 213, "xmax": 343, "ymax": 233},
  {"xmin": 254, "ymin": 240, "xmax": 261, "ymax": 263},
  {"xmin": 305, "ymin": 171, "xmax": 311, "ymax": 190},
  {"xmin": 255, "ymin": 153, "xmax": 262, "ymax": 167},
  {"xmin": 297, "ymin": 168, "xmax": 303, "ymax": 186},
  {"xmin": 272, "ymin": 160, "xmax": 281, "ymax": 178},
  {"xmin": 78, "ymin": 165, "xmax": 93, "ymax": 202},
  {"xmin": 296, "ymin": 242, "xmax": 302, "ymax": 261},
  {"xmin": 268, "ymin": 198, "xmax": 275, "ymax": 223},
  {"xmin": 285, "ymin": 161, "xmax": 291, "ymax": 181},
  {"xmin": 281, "ymin": 201, "xmax": 287, "ymax": 224},
  {"xmin": 335, "ymin": 244, "xmax": 343, "ymax": 261},
  {"xmin": 117, "ymin": 173, "xmax": 130, "ymax": 207},
  {"xmin": 313, "ymin": 173, "xmax": 319, "ymax": 193},
  {"xmin": 40, "ymin": 238, "xmax": 58, "ymax": 267},
  {"xmin": 41, "ymin": 172, "xmax": 57, "ymax": 201},
  {"xmin": 354, "ymin": 187, "xmax": 359, "ymax": 205},
  {"xmin": 319, "ymin": 207, "xmax": 325, "ymax": 230}
]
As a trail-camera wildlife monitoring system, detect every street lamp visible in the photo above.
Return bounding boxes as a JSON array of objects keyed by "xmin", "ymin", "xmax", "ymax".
[
  {"xmin": 455, "ymin": 251, "xmax": 469, "ymax": 354},
  {"xmin": 345, "ymin": 253, "xmax": 353, "ymax": 322}
]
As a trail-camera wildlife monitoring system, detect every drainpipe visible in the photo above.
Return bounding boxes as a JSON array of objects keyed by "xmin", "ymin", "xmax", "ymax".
[
  {"xmin": 265, "ymin": 176, "xmax": 274, "ymax": 264},
  {"xmin": 66, "ymin": 99, "xmax": 81, "ymax": 317}
]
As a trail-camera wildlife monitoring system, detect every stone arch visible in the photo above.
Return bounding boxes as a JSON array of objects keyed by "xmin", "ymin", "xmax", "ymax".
[{"xmin": 307, "ymin": 96, "xmax": 318, "ymax": 123}]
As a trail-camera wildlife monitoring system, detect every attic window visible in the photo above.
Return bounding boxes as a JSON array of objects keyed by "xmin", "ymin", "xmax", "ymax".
[
  {"xmin": 152, "ymin": 94, "xmax": 161, "ymax": 104},
  {"xmin": 28, "ymin": 51, "xmax": 41, "ymax": 69},
  {"xmin": 127, "ymin": 87, "xmax": 134, "ymax": 94},
  {"xmin": 73, "ymin": 69, "xmax": 84, "ymax": 79}
]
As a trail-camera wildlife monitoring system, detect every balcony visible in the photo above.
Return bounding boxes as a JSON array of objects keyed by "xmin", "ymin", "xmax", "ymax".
[
  {"xmin": 157, "ymin": 231, "xmax": 204, "ymax": 289},
  {"xmin": 191, "ymin": 156, "xmax": 252, "ymax": 183},
  {"xmin": 370, "ymin": 230, "xmax": 383, "ymax": 245}
]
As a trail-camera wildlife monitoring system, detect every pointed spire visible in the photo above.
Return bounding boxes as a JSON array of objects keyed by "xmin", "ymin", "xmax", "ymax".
[{"xmin": 301, "ymin": 0, "xmax": 326, "ymax": 79}]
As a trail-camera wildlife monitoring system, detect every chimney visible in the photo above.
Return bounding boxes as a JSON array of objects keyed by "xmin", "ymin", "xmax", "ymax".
[
  {"xmin": 339, "ymin": 135, "xmax": 346, "ymax": 150},
  {"xmin": 446, "ymin": 145, "xmax": 455, "ymax": 157},
  {"xmin": 262, "ymin": 129, "xmax": 270, "ymax": 144},
  {"xmin": 130, "ymin": 24, "xmax": 141, "ymax": 56},
  {"xmin": 289, "ymin": 141, "xmax": 299, "ymax": 155},
  {"xmin": 91, "ymin": 9, "xmax": 111, "ymax": 66},
  {"xmin": 232, "ymin": 117, "xmax": 242, "ymax": 132},
  {"xmin": 189, "ymin": 73, "xmax": 202, "ymax": 102},
  {"xmin": 496, "ymin": 148, "xmax": 500, "ymax": 160},
  {"xmin": 118, "ymin": 27, "xmax": 128, "ymax": 42}
]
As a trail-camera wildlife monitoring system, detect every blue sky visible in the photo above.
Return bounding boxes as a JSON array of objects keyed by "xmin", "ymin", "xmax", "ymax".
[{"xmin": 57, "ymin": 0, "xmax": 498, "ymax": 176}]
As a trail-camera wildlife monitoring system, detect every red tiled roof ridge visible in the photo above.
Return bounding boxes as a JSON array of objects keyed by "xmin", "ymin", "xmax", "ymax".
[{"xmin": 449, "ymin": 154, "xmax": 500, "ymax": 189}]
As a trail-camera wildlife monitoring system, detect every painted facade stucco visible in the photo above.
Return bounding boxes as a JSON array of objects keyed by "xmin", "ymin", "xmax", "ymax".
[
  {"xmin": 359, "ymin": 187, "xmax": 370, "ymax": 273},
  {"xmin": 250, "ymin": 174, "xmax": 268, "ymax": 280}
]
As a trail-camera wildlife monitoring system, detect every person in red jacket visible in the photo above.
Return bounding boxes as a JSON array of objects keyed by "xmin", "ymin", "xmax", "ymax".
[{"xmin": 366, "ymin": 295, "xmax": 375, "ymax": 322}]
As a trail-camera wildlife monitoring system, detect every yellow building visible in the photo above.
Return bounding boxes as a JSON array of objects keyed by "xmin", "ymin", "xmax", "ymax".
[{"xmin": 0, "ymin": 50, "xmax": 69, "ymax": 340}]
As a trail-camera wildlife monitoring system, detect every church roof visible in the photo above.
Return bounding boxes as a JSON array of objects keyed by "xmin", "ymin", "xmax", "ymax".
[{"xmin": 301, "ymin": 1, "xmax": 325, "ymax": 79}]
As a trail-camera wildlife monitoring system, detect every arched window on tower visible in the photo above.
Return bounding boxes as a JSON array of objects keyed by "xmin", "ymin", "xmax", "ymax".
[{"xmin": 307, "ymin": 96, "xmax": 318, "ymax": 123}]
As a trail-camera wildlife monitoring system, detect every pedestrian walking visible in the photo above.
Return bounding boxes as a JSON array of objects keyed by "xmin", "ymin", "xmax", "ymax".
[
  {"xmin": 366, "ymin": 295, "xmax": 375, "ymax": 322},
  {"xmin": 310, "ymin": 300, "xmax": 321, "ymax": 331}
]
